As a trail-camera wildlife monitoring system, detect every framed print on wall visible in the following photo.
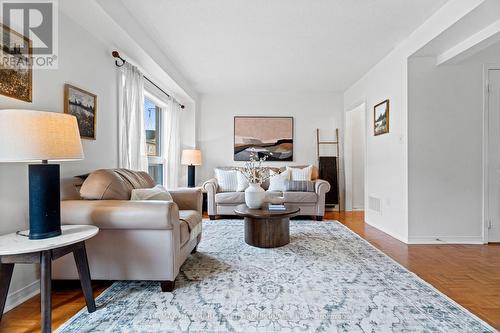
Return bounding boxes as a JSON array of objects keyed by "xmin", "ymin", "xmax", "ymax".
[
  {"xmin": 234, "ymin": 116, "xmax": 293, "ymax": 161},
  {"xmin": 64, "ymin": 84, "xmax": 97, "ymax": 140},
  {"xmin": 374, "ymin": 99, "xmax": 389, "ymax": 136},
  {"xmin": 0, "ymin": 24, "xmax": 32, "ymax": 102}
]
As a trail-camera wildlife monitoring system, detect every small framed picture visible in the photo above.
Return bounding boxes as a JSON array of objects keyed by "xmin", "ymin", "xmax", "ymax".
[
  {"xmin": 374, "ymin": 99, "xmax": 389, "ymax": 136},
  {"xmin": 64, "ymin": 84, "xmax": 97, "ymax": 140}
]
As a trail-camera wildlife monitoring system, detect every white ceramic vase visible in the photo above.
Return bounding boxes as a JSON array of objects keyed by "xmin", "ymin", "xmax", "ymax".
[{"xmin": 245, "ymin": 183, "xmax": 266, "ymax": 209}]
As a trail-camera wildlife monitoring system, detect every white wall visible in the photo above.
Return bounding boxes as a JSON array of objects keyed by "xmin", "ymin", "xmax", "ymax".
[
  {"xmin": 343, "ymin": 0, "xmax": 485, "ymax": 242},
  {"xmin": 0, "ymin": 10, "xmax": 197, "ymax": 311},
  {"xmin": 346, "ymin": 106, "xmax": 365, "ymax": 210},
  {"xmin": 0, "ymin": 13, "xmax": 120, "ymax": 311},
  {"xmin": 408, "ymin": 42, "xmax": 500, "ymax": 243},
  {"xmin": 197, "ymin": 93, "xmax": 343, "ymax": 185}
]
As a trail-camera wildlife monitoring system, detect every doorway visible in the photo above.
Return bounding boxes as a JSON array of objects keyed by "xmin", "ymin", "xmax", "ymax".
[
  {"xmin": 345, "ymin": 103, "xmax": 366, "ymax": 211},
  {"xmin": 486, "ymin": 68, "xmax": 500, "ymax": 242}
]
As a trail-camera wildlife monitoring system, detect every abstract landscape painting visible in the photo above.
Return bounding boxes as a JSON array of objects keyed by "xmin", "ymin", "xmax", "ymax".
[
  {"xmin": 64, "ymin": 84, "xmax": 97, "ymax": 139},
  {"xmin": 234, "ymin": 116, "xmax": 293, "ymax": 161},
  {"xmin": 0, "ymin": 24, "xmax": 32, "ymax": 102},
  {"xmin": 374, "ymin": 99, "xmax": 389, "ymax": 136}
]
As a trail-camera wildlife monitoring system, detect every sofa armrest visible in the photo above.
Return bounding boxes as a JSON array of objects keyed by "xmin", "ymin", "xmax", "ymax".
[
  {"xmin": 314, "ymin": 179, "xmax": 331, "ymax": 195},
  {"xmin": 202, "ymin": 178, "xmax": 218, "ymax": 216},
  {"xmin": 202, "ymin": 178, "xmax": 218, "ymax": 194},
  {"xmin": 169, "ymin": 188, "xmax": 202, "ymax": 213},
  {"xmin": 61, "ymin": 200, "xmax": 180, "ymax": 230}
]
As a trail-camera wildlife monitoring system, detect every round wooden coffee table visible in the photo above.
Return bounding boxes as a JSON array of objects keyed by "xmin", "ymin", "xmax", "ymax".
[{"xmin": 234, "ymin": 204, "xmax": 300, "ymax": 248}]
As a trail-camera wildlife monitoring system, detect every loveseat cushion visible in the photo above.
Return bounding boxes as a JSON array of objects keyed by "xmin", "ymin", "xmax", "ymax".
[
  {"xmin": 215, "ymin": 192, "xmax": 245, "ymax": 204},
  {"xmin": 283, "ymin": 192, "xmax": 318, "ymax": 203}
]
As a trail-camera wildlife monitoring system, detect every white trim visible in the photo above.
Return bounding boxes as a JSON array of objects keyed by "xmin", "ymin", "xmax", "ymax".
[
  {"xmin": 144, "ymin": 89, "xmax": 169, "ymax": 109},
  {"xmin": 344, "ymin": 102, "xmax": 366, "ymax": 212},
  {"xmin": 364, "ymin": 217, "xmax": 408, "ymax": 243},
  {"xmin": 483, "ymin": 64, "xmax": 500, "ymax": 244},
  {"xmin": 3, "ymin": 280, "xmax": 39, "ymax": 314},
  {"xmin": 437, "ymin": 19, "xmax": 500, "ymax": 66},
  {"xmin": 408, "ymin": 236, "xmax": 484, "ymax": 245}
]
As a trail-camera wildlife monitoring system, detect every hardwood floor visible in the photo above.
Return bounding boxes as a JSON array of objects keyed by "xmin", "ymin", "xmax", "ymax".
[
  {"xmin": 330, "ymin": 211, "xmax": 500, "ymax": 330},
  {"xmin": 1, "ymin": 211, "xmax": 499, "ymax": 332}
]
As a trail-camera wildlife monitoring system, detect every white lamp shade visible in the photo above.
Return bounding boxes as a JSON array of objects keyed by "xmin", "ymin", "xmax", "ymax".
[
  {"xmin": 0, "ymin": 109, "xmax": 84, "ymax": 162},
  {"xmin": 181, "ymin": 149, "xmax": 202, "ymax": 166}
]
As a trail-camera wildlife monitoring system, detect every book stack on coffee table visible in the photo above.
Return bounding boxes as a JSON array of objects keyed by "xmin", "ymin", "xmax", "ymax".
[{"xmin": 268, "ymin": 204, "xmax": 286, "ymax": 211}]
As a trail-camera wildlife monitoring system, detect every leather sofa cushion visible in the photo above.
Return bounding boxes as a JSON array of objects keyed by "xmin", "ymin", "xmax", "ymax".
[
  {"xmin": 179, "ymin": 210, "xmax": 202, "ymax": 230},
  {"xmin": 215, "ymin": 192, "xmax": 245, "ymax": 204},
  {"xmin": 180, "ymin": 220, "xmax": 190, "ymax": 246},
  {"xmin": 179, "ymin": 210, "xmax": 203, "ymax": 245},
  {"xmin": 283, "ymin": 192, "xmax": 318, "ymax": 203},
  {"xmin": 80, "ymin": 169, "xmax": 155, "ymax": 200}
]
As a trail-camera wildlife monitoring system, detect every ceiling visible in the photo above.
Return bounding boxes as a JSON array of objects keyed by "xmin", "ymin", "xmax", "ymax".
[{"xmin": 105, "ymin": 0, "xmax": 449, "ymax": 94}]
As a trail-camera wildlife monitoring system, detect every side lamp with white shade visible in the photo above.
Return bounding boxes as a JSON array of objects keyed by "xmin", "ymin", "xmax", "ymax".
[
  {"xmin": 181, "ymin": 149, "xmax": 202, "ymax": 187},
  {"xmin": 0, "ymin": 109, "xmax": 84, "ymax": 239}
]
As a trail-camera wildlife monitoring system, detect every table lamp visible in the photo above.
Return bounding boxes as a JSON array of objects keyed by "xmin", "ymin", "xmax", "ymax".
[
  {"xmin": 181, "ymin": 149, "xmax": 202, "ymax": 187},
  {"xmin": 0, "ymin": 109, "xmax": 84, "ymax": 239}
]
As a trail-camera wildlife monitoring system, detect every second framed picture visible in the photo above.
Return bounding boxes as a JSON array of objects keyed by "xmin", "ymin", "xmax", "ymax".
[
  {"xmin": 374, "ymin": 99, "xmax": 389, "ymax": 136},
  {"xmin": 64, "ymin": 84, "xmax": 97, "ymax": 140}
]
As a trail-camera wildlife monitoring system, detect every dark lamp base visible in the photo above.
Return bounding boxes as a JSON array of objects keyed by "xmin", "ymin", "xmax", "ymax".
[
  {"xmin": 28, "ymin": 164, "xmax": 61, "ymax": 240},
  {"xmin": 187, "ymin": 165, "xmax": 195, "ymax": 188}
]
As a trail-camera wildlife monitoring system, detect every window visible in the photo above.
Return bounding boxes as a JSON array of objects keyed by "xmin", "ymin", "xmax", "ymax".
[{"xmin": 144, "ymin": 96, "xmax": 164, "ymax": 184}]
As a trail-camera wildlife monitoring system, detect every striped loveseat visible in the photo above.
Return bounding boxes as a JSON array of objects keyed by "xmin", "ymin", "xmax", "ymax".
[{"xmin": 202, "ymin": 165, "xmax": 331, "ymax": 220}]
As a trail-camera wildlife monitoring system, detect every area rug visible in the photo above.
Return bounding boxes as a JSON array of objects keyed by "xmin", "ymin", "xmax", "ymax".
[{"xmin": 56, "ymin": 220, "xmax": 497, "ymax": 333}]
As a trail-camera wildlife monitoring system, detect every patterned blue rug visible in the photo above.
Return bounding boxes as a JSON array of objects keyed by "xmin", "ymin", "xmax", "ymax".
[{"xmin": 56, "ymin": 220, "xmax": 497, "ymax": 333}]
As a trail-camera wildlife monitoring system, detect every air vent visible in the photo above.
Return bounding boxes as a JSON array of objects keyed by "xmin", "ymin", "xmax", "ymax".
[{"xmin": 368, "ymin": 196, "xmax": 381, "ymax": 214}]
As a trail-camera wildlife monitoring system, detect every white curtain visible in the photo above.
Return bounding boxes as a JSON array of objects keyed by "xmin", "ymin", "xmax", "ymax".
[
  {"xmin": 162, "ymin": 98, "xmax": 181, "ymax": 188},
  {"xmin": 118, "ymin": 63, "xmax": 148, "ymax": 172}
]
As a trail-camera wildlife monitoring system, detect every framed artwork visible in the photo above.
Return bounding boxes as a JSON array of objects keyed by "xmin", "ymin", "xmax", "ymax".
[
  {"xmin": 374, "ymin": 99, "xmax": 389, "ymax": 136},
  {"xmin": 0, "ymin": 24, "xmax": 32, "ymax": 102},
  {"xmin": 234, "ymin": 116, "xmax": 293, "ymax": 161},
  {"xmin": 64, "ymin": 84, "xmax": 97, "ymax": 140}
]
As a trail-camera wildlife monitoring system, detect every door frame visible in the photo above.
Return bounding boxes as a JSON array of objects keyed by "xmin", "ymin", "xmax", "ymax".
[
  {"xmin": 482, "ymin": 64, "xmax": 500, "ymax": 243},
  {"xmin": 344, "ymin": 102, "xmax": 366, "ymax": 211}
]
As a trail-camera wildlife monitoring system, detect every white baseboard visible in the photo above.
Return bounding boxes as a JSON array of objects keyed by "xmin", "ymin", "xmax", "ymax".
[
  {"xmin": 3, "ymin": 280, "xmax": 40, "ymax": 314},
  {"xmin": 407, "ymin": 236, "xmax": 484, "ymax": 244},
  {"xmin": 364, "ymin": 218, "xmax": 408, "ymax": 243}
]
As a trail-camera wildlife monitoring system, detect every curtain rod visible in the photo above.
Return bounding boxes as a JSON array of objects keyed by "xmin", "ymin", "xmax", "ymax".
[{"xmin": 112, "ymin": 51, "xmax": 185, "ymax": 109}]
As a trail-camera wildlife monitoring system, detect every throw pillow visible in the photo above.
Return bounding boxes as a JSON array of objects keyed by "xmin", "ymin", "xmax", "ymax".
[
  {"xmin": 267, "ymin": 169, "xmax": 289, "ymax": 192},
  {"xmin": 284, "ymin": 180, "xmax": 315, "ymax": 192},
  {"xmin": 215, "ymin": 169, "xmax": 238, "ymax": 192},
  {"xmin": 287, "ymin": 165, "xmax": 313, "ymax": 181},
  {"xmin": 236, "ymin": 171, "xmax": 249, "ymax": 192},
  {"xmin": 130, "ymin": 185, "xmax": 173, "ymax": 201}
]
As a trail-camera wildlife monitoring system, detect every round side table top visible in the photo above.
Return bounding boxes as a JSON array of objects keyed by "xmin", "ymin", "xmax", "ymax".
[
  {"xmin": 0, "ymin": 225, "xmax": 99, "ymax": 256},
  {"xmin": 234, "ymin": 204, "xmax": 300, "ymax": 219}
]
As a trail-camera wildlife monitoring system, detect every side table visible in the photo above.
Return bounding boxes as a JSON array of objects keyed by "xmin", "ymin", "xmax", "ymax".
[{"xmin": 0, "ymin": 225, "xmax": 99, "ymax": 333}]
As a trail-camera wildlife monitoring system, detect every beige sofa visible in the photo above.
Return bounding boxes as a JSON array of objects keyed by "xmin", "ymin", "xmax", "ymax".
[
  {"xmin": 52, "ymin": 169, "xmax": 202, "ymax": 292},
  {"xmin": 203, "ymin": 166, "xmax": 331, "ymax": 220}
]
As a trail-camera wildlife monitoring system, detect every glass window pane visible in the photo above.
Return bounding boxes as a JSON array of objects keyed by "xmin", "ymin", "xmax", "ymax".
[
  {"xmin": 148, "ymin": 164, "xmax": 163, "ymax": 185},
  {"xmin": 144, "ymin": 98, "xmax": 159, "ymax": 156}
]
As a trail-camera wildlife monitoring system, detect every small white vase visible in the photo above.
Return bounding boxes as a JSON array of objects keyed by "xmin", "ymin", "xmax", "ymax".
[{"xmin": 245, "ymin": 183, "xmax": 266, "ymax": 209}]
